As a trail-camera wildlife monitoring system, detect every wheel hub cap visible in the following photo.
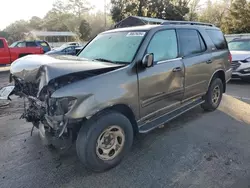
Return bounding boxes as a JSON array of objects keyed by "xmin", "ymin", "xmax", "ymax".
[
  {"xmin": 212, "ymin": 86, "xmax": 220, "ymax": 105},
  {"xmin": 96, "ymin": 126, "xmax": 125, "ymax": 161}
]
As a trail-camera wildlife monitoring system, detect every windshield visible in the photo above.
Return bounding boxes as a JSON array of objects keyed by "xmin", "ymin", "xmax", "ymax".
[
  {"xmin": 9, "ymin": 42, "xmax": 18, "ymax": 47},
  {"xmin": 228, "ymin": 40, "xmax": 250, "ymax": 51},
  {"xmin": 78, "ymin": 31, "xmax": 146, "ymax": 64}
]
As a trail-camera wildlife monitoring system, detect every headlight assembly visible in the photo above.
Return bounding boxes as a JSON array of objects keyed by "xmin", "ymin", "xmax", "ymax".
[{"xmin": 48, "ymin": 97, "xmax": 77, "ymax": 116}]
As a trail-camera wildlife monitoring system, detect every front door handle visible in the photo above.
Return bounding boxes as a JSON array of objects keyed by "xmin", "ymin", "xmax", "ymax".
[
  {"xmin": 206, "ymin": 59, "xmax": 212, "ymax": 64},
  {"xmin": 172, "ymin": 67, "xmax": 182, "ymax": 72}
]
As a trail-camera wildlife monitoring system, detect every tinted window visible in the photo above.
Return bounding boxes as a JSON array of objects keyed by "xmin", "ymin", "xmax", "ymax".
[
  {"xmin": 206, "ymin": 29, "xmax": 227, "ymax": 50},
  {"xmin": 26, "ymin": 42, "xmax": 37, "ymax": 47},
  {"xmin": 38, "ymin": 41, "xmax": 49, "ymax": 47},
  {"xmin": 0, "ymin": 40, "xmax": 4, "ymax": 48},
  {"xmin": 178, "ymin": 29, "xmax": 206, "ymax": 57},
  {"xmin": 16, "ymin": 42, "xmax": 26, "ymax": 47},
  {"xmin": 147, "ymin": 29, "xmax": 178, "ymax": 62},
  {"xmin": 64, "ymin": 46, "xmax": 74, "ymax": 52}
]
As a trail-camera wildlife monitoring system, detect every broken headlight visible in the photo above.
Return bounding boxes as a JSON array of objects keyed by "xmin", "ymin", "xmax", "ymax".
[{"xmin": 48, "ymin": 97, "xmax": 76, "ymax": 116}]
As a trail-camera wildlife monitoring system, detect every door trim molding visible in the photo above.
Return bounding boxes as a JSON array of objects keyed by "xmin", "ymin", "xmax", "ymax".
[
  {"xmin": 141, "ymin": 89, "xmax": 183, "ymax": 108},
  {"xmin": 157, "ymin": 57, "xmax": 182, "ymax": 65}
]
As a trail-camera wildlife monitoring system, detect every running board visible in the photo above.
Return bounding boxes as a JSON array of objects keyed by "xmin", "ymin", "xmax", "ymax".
[{"xmin": 138, "ymin": 98, "xmax": 205, "ymax": 133}]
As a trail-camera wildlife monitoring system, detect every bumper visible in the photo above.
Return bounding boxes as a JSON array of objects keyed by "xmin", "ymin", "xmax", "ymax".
[
  {"xmin": 39, "ymin": 123, "xmax": 73, "ymax": 149},
  {"xmin": 226, "ymin": 68, "xmax": 233, "ymax": 83},
  {"xmin": 232, "ymin": 71, "xmax": 250, "ymax": 79}
]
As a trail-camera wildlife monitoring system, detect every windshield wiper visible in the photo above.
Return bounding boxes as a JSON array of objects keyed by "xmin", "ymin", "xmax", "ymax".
[{"xmin": 93, "ymin": 58, "xmax": 116, "ymax": 64}]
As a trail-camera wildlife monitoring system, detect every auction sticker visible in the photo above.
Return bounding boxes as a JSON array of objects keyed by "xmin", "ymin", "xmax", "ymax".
[{"xmin": 126, "ymin": 32, "xmax": 146, "ymax": 37}]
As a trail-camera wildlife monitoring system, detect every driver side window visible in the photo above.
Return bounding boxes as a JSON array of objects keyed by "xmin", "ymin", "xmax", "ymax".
[{"xmin": 147, "ymin": 29, "xmax": 178, "ymax": 63}]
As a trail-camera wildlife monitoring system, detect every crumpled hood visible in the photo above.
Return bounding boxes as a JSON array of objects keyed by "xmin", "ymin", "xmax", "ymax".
[
  {"xmin": 230, "ymin": 51, "xmax": 250, "ymax": 61},
  {"xmin": 10, "ymin": 54, "xmax": 123, "ymax": 83}
]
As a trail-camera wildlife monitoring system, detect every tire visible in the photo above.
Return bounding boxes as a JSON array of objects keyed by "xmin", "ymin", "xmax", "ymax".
[
  {"xmin": 201, "ymin": 78, "xmax": 223, "ymax": 111},
  {"xmin": 76, "ymin": 111, "xmax": 134, "ymax": 172}
]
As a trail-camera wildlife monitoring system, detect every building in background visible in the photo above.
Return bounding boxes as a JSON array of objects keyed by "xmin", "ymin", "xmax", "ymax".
[
  {"xmin": 114, "ymin": 16, "xmax": 165, "ymax": 28},
  {"xmin": 225, "ymin": 34, "xmax": 250, "ymax": 42},
  {"xmin": 25, "ymin": 30, "xmax": 78, "ymax": 47}
]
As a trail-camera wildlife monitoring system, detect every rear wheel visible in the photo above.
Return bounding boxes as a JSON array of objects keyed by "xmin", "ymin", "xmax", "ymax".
[
  {"xmin": 76, "ymin": 111, "xmax": 134, "ymax": 172},
  {"xmin": 201, "ymin": 78, "xmax": 223, "ymax": 111}
]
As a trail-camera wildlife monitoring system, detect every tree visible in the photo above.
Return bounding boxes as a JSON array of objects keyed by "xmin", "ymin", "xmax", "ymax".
[
  {"xmin": 79, "ymin": 19, "xmax": 91, "ymax": 40},
  {"xmin": 3, "ymin": 20, "xmax": 29, "ymax": 43},
  {"xmin": 110, "ymin": 0, "xmax": 190, "ymax": 22},
  {"xmin": 0, "ymin": 31, "xmax": 9, "ymax": 39},
  {"xmin": 186, "ymin": 0, "xmax": 200, "ymax": 21},
  {"xmin": 222, "ymin": 0, "xmax": 250, "ymax": 34},
  {"xmin": 29, "ymin": 16, "xmax": 43, "ymax": 30},
  {"xmin": 198, "ymin": 0, "xmax": 230, "ymax": 27},
  {"xmin": 110, "ymin": 0, "xmax": 127, "ymax": 22}
]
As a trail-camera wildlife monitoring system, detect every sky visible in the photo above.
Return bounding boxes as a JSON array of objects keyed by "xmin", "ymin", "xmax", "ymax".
[{"xmin": 0, "ymin": 0, "xmax": 110, "ymax": 30}]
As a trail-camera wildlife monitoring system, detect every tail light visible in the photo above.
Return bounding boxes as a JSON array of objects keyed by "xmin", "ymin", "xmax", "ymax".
[{"xmin": 229, "ymin": 52, "xmax": 232, "ymax": 63}]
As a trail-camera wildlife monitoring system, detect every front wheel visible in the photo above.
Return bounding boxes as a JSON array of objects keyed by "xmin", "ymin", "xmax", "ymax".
[
  {"xmin": 76, "ymin": 111, "xmax": 134, "ymax": 172},
  {"xmin": 201, "ymin": 78, "xmax": 223, "ymax": 111}
]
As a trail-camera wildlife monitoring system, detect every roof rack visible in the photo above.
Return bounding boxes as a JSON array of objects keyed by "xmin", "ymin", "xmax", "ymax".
[{"xmin": 161, "ymin": 21, "xmax": 214, "ymax": 27}]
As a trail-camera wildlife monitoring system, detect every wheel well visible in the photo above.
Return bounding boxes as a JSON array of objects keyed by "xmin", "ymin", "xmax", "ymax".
[
  {"xmin": 211, "ymin": 70, "xmax": 226, "ymax": 93},
  {"xmin": 96, "ymin": 104, "xmax": 139, "ymax": 135}
]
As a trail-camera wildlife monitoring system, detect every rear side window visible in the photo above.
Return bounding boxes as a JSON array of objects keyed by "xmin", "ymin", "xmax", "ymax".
[
  {"xmin": 26, "ymin": 42, "xmax": 37, "ymax": 47},
  {"xmin": 38, "ymin": 41, "xmax": 49, "ymax": 47},
  {"xmin": 0, "ymin": 40, "xmax": 4, "ymax": 48},
  {"xmin": 16, "ymin": 42, "xmax": 26, "ymax": 47},
  {"xmin": 177, "ymin": 29, "xmax": 206, "ymax": 57},
  {"xmin": 147, "ymin": 29, "xmax": 178, "ymax": 62},
  {"xmin": 206, "ymin": 29, "xmax": 227, "ymax": 50}
]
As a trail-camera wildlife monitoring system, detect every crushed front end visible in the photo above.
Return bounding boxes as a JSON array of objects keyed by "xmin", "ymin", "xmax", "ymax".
[
  {"xmin": 2, "ymin": 55, "xmax": 124, "ymax": 149},
  {"xmin": 12, "ymin": 75, "xmax": 82, "ymax": 148}
]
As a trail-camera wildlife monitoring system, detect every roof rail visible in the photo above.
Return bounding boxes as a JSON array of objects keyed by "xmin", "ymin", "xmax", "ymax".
[{"xmin": 161, "ymin": 21, "xmax": 214, "ymax": 27}]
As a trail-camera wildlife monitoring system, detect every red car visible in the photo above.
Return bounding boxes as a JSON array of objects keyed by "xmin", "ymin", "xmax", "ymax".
[{"xmin": 0, "ymin": 37, "xmax": 44, "ymax": 65}]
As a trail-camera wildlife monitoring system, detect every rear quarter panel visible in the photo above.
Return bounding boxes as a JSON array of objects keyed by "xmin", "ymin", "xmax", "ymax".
[{"xmin": 200, "ymin": 28, "xmax": 230, "ymax": 88}]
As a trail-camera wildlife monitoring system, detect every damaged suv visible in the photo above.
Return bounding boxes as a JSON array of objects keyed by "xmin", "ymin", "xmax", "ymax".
[{"xmin": 0, "ymin": 21, "xmax": 232, "ymax": 172}]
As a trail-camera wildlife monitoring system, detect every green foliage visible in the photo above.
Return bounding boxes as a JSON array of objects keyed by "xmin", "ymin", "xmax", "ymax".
[
  {"xmin": 0, "ymin": 31, "xmax": 9, "ymax": 39},
  {"xmin": 79, "ymin": 19, "xmax": 91, "ymax": 40},
  {"xmin": 110, "ymin": 0, "xmax": 190, "ymax": 22},
  {"xmin": 2, "ymin": 0, "xmax": 113, "ymax": 42},
  {"xmin": 3, "ymin": 20, "xmax": 29, "ymax": 43},
  {"xmin": 222, "ymin": 0, "xmax": 250, "ymax": 34}
]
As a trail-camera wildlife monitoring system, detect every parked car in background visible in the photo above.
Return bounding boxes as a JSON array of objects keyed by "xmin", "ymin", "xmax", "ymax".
[
  {"xmin": 45, "ymin": 45, "xmax": 83, "ymax": 56},
  {"xmin": 10, "ymin": 40, "xmax": 51, "ymax": 53},
  {"xmin": 0, "ymin": 21, "xmax": 232, "ymax": 172},
  {"xmin": 0, "ymin": 37, "xmax": 43, "ymax": 65},
  {"xmin": 228, "ymin": 38, "xmax": 250, "ymax": 81},
  {"xmin": 59, "ymin": 42, "xmax": 81, "ymax": 48}
]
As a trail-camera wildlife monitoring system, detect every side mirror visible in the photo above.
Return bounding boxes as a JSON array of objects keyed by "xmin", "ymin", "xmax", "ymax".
[{"xmin": 142, "ymin": 53, "xmax": 154, "ymax": 68}]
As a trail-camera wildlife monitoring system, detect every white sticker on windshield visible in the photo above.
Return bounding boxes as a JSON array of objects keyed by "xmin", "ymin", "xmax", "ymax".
[{"xmin": 126, "ymin": 32, "xmax": 146, "ymax": 37}]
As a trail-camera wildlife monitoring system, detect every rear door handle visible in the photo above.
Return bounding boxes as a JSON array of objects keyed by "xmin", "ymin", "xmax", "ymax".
[
  {"xmin": 172, "ymin": 67, "xmax": 182, "ymax": 72},
  {"xmin": 206, "ymin": 59, "xmax": 212, "ymax": 64}
]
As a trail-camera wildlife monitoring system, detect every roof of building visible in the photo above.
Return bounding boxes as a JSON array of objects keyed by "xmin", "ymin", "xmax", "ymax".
[
  {"xmin": 132, "ymin": 16, "xmax": 166, "ymax": 23},
  {"xmin": 29, "ymin": 31, "xmax": 77, "ymax": 37}
]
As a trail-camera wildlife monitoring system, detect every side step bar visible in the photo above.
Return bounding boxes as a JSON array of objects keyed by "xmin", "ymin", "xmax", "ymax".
[{"xmin": 139, "ymin": 98, "xmax": 205, "ymax": 133}]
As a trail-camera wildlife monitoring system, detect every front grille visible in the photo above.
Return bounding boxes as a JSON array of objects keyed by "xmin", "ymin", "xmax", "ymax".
[{"xmin": 231, "ymin": 61, "xmax": 241, "ymax": 70}]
